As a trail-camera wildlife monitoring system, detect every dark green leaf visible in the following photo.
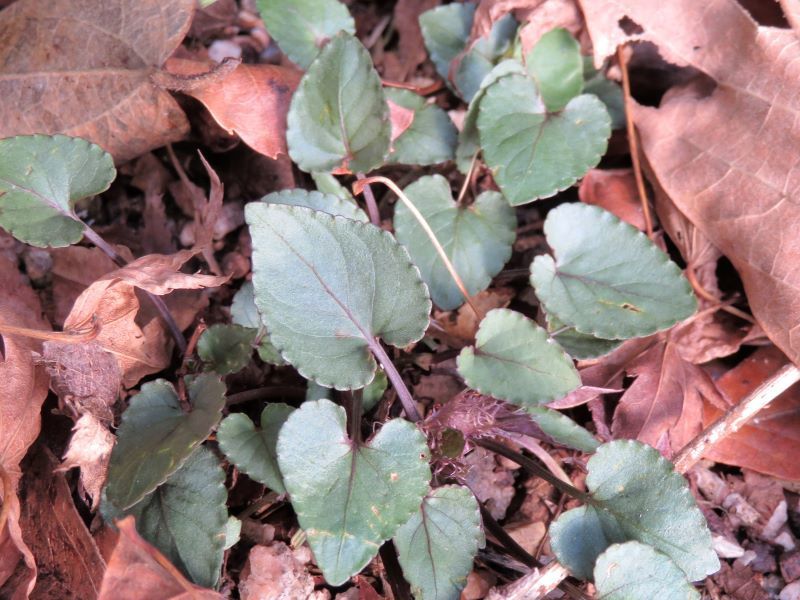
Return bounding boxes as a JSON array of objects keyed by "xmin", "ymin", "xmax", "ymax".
[
  {"xmin": 547, "ymin": 314, "xmax": 622, "ymax": 360},
  {"xmin": 419, "ymin": 3, "xmax": 475, "ymax": 82},
  {"xmin": 526, "ymin": 28, "xmax": 583, "ymax": 111},
  {"xmin": 197, "ymin": 324, "xmax": 254, "ymax": 375},
  {"xmin": 454, "ymin": 14, "xmax": 518, "ymax": 102},
  {"xmin": 0, "ymin": 134, "xmax": 115, "ymax": 247},
  {"xmin": 256, "ymin": 0, "xmax": 355, "ymax": 69},
  {"xmin": 277, "ymin": 399, "xmax": 431, "ymax": 585},
  {"xmin": 394, "ymin": 175, "xmax": 516, "ymax": 310},
  {"xmin": 245, "ymin": 204, "xmax": 431, "ymax": 389},
  {"xmin": 104, "ymin": 374, "xmax": 226, "ymax": 510},
  {"xmin": 217, "ymin": 403, "xmax": 295, "ymax": 493},
  {"xmin": 394, "ymin": 485, "xmax": 484, "ymax": 600},
  {"xmin": 531, "ymin": 203, "xmax": 696, "ymax": 339},
  {"xmin": 261, "ymin": 188, "xmax": 367, "ymax": 221},
  {"xmin": 457, "ymin": 309, "xmax": 580, "ymax": 409},
  {"xmin": 385, "ymin": 89, "xmax": 457, "ymax": 166},
  {"xmin": 528, "ymin": 407, "xmax": 599, "ymax": 453},
  {"xmin": 477, "ymin": 74, "xmax": 611, "ymax": 204},
  {"xmin": 230, "ymin": 281, "xmax": 285, "ymax": 366},
  {"xmin": 287, "ymin": 32, "xmax": 390, "ymax": 173}
]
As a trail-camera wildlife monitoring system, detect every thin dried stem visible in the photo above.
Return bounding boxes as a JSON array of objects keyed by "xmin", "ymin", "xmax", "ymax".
[
  {"xmin": 0, "ymin": 321, "xmax": 98, "ymax": 343},
  {"xmin": 353, "ymin": 175, "xmax": 482, "ymax": 321},
  {"xmin": 456, "ymin": 151, "xmax": 479, "ymax": 205},
  {"xmin": 356, "ymin": 172, "xmax": 381, "ymax": 226},
  {"xmin": 617, "ymin": 45, "xmax": 654, "ymax": 239}
]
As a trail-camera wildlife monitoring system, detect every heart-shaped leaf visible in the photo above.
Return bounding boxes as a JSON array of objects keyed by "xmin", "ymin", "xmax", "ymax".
[
  {"xmin": 230, "ymin": 281, "xmax": 285, "ymax": 366},
  {"xmin": 528, "ymin": 407, "xmax": 599, "ymax": 453},
  {"xmin": 104, "ymin": 374, "xmax": 226, "ymax": 510},
  {"xmin": 0, "ymin": 134, "xmax": 115, "ymax": 247},
  {"xmin": 531, "ymin": 203, "xmax": 697, "ymax": 339},
  {"xmin": 550, "ymin": 440, "xmax": 719, "ymax": 582},
  {"xmin": 103, "ymin": 447, "xmax": 228, "ymax": 588},
  {"xmin": 477, "ymin": 74, "xmax": 611, "ymax": 204},
  {"xmin": 197, "ymin": 324, "xmax": 254, "ymax": 375},
  {"xmin": 457, "ymin": 309, "xmax": 580, "ymax": 409},
  {"xmin": 526, "ymin": 28, "xmax": 583, "ymax": 112},
  {"xmin": 385, "ymin": 89, "xmax": 457, "ymax": 166},
  {"xmin": 419, "ymin": 3, "xmax": 475, "ymax": 82},
  {"xmin": 217, "ymin": 403, "xmax": 295, "ymax": 494},
  {"xmin": 547, "ymin": 314, "xmax": 622, "ymax": 360},
  {"xmin": 287, "ymin": 32, "xmax": 390, "ymax": 173},
  {"xmin": 454, "ymin": 14, "xmax": 518, "ymax": 102},
  {"xmin": 278, "ymin": 399, "xmax": 431, "ymax": 585},
  {"xmin": 394, "ymin": 175, "xmax": 516, "ymax": 310},
  {"xmin": 261, "ymin": 188, "xmax": 367, "ymax": 221},
  {"xmin": 594, "ymin": 542, "xmax": 700, "ymax": 600},
  {"xmin": 394, "ymin": 485, "xmax": 484, "ymax": 600},
  {"xmin": 245, "ymin": 203, "xmax": 431, "ymax": 389},
  {"xmin": 256, "ymin": 0, "xmax": 355, "ymax": 69}
]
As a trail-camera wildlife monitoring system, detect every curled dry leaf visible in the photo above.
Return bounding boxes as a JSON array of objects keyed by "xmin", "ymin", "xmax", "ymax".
[
  {"xmin": 0, "ymin": 0, "xmax": 194, "ymax": 162},
  {"xmin": 238, "ymin": 543, "xmax": 321, "ymax": 600},
  {"xmin": 164, "ymin": 58, "xmax": 301, "ymax": 159},
  {"xmin": 0, "ymin": 256, "xmax": 50, "ymax": 596},
  {"xmin": 49, "ymin": 246, "xmax": 119, "ymax": 327},
  {"xmin": 98, "ymin": 516, "xmax": 223, "ymax": 600},
  {"xmin": 387, "ymin": 99, "xmax": 416, "ymax": 143},
  {"xmin": 580, "ymin": 0, "xmax": 800, "ymax": 365},
  {"xmin": 57, "ymin": 414, "xmax": 116, "ymax": 511}
]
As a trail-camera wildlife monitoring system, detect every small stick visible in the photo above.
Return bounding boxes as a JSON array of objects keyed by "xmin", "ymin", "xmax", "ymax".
[
  {"xmin": 356, "ymin": 172, "xmax": 381, "ymax": 226},
  {"xmin": 617, "ymin": 45, "xmax": 654, "ymax": 239}
]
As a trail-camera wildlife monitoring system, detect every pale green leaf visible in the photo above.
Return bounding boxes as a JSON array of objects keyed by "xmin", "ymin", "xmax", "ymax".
[
  {"xmin": 257, "ymin": 0, "xmax": 355, "ymax": 69},
  {"xmin": 454, "ymin": 14, "xmax": 518, "ymax": 102},
  {"xmin": 224, "ymin": 517, "xmax": 241, "ymax": 550},
  {"xmin": 385, "ymin": 89, "xmax": 457, "ymax": 166},
  {"xmin": 105, "ymin": 447, "xmax": 228, "ymax": 588},
  {"xmin": 419, "ymin": 3, "xmax": 475, "ymax": 82},
  {"xmin": 0, "ymin": 134, "xmax": 115, "ymax": 247},
  {"xmin": 197, "ymin": 324, "xmax": 254, "ymax": 374},
  {"xmin": 217, "ymin": 403, "xmax": 295, "ymax": 494},
  {"xmin": 304, "ymin": 371, "xmax": 387, "ymax": 412},
  {"xmin": 526, "ymin": 28, "xmax": 583, "ymax": 111},
  {"xmin": 277, "ymin": 399, "xmax": 431, "ymax": 585},
  {"xmin": 531, "ymin": 203, "xmax": 697, "ymax": 339},
  {"xmin": 230, "ymin": 281, "xmax": 285, "ymax": 366},
  {"xmin": 477, "ymin": 74, "xmax": 611, "ymax": 204},
  {"xmin": 457, "ymin": 309, "xmax": 580, "ymax": 409},
  {"xmin": 547, "ymin": 313, "xmax": 622, "ymax": 360},
  {"xmin": 312, "ymin": 172, "xmax": 357, "ymax": 204},
  {"xmin": 550, "ymin": 440, "xmax": 719, "ymax": 582},
  {"xmin": 245, "ymin": 204, "xmax": 431, "ymax": 389},
  {"xmin": 394, "ymin": 485, "xmax": 484, "ymax": 600},
  {"xmin": 261, "ymin": 188, "xmax": 367, "ymax": 221},
  {"xmin": 394, "ymin": 175, "xmax": 515, "ymax": 310},
  {"xmin": 287, "ymin": 32, "xmax": 390, "ymax": 173},
  {"xmin": 528, "ymin": 407, "xmax": 599, "ymax": 453},
  {"xmin": 594, "ymin": 542, "xmax": 700, "ymax": 600},
  {"xmin": 104, "ymin": 374, "xmax": 226, "ymax": 510}
]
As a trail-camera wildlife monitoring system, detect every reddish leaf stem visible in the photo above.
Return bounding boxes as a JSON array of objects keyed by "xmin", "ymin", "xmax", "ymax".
[
  {"xmin": 356, "ymin": 172, "xmax": 381, "ymax": 226},
  {"xmin": 367, "ymin": 339, "xmax": 421, "ymax": 422}
]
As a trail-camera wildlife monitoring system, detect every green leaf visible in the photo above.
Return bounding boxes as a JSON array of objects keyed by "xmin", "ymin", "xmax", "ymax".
[
  {"xmin": 528, "ymin": 407, "xmax": 599, "ymax": 453},
  {"xmin": 0, "ymin": 134, "xmax": 115, "ymax": 248},
  {"xmin": 531, "ymin": 203, "xmax": 697, "ymax": 339},
  {"xmin": 594, "ymin": 542, "xmax": 700, "ymax": 600},
  {"xmin": 385, "ymin": 89, "xmax": 457, "ymax": 166},
  {"xmin": 245, "ymin": 203, "xmax": 431, "ymax": 390},
  {"xmin": 394, "ymin": 485, "xmax": 484, "ymax": 600},
  {"xmin": 526, "ymin": 28, "xmax": 583, "ymax": 111},
  {"xmin": 583, "ymin": 58, "xmax": 625, "ymax": 130},
  {"xmin": 304, "ymin": 371, "xmax": 387, "ymax": 412},
  {"xmin": 104, "ymin": 374, "xmax": 226, "ymax": 510},
  {"xmin": 257, "ymin": 0, "xmax": 355, "ymax": 69},
  {"xmin": 197, "ymin": 324, "xmax": 254, "ymax": 375},
  {"xmin": 106, "ymin": 447, "xmax": 228, "ymax": 588},
  {"xmin": 261, "ymin": 188, "xmax": 367, "ymax": 222},
  {"xmin": 477, "ymin": 74, "xmax": 611, "ymax": 204},
  {"xmin": 230, "ymin": 281, "xmax": 285, "ymax": 366},
  {"xmin": 224, "ymin": 516, "xmax": 242, "ymax": 550},
  {"xmin": 312, "ymin": 172, "xmax": 357, "ymax": 204},
  {"xmin": 217, "ymin": 403, "xmax": 295, "ymax": 494},
  {"xmin": 457, "ymin": 309, "xmax": 580, "ymax": 409},
  {"xmin": 419, "ymin": 3, "xmax": 475, "ymax": 82},
  {"xmin": 278, "ymin": 399, "xmax": 431, "ymax": 585},
  {"xmin": 550, "ymin": 440, "xmax": 719, "ymax": 582},
  {"xmin": 455, "ymin": 59, "xmax": 526, "ymax": 173},
  {"xmin": 287, "ymin": 32, "xmax": 390, "ymax": 173},
  {"xmin": 547, "ymin": 314, "xmax": 622, "ymax": 360},
  {"xmin": 454, "ymin": 14, "xmax": 518, "ymax": 102},
  {"xmin": 394, "ymin": 175, "xmax": 516, "ymax": 310}
]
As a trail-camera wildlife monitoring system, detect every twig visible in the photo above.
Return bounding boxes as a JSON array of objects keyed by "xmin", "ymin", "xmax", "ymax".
[
  {"xmin": 356, "ymin": 172, "xmax": 381, "ymax": 226},
  {"xmin": 673, "ymin": 362, "xmax": 800, "ymax": 473},
  {"xmin": 353, "ymin": 175, "xmax": 482, "ymax": 320},
  {"xmin": 617, "ymin": 45, "xmax": 654, "ymax": 239},
  {"xmin": 367, "ymin": 339, "xmax": 421, "ymax": 422}
]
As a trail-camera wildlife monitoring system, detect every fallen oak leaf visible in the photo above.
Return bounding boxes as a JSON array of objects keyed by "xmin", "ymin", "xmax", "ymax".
[
  {"xmin": 98, "ymin": 516, "xmax": 223, "ymax": 600},
  {"xmin": 0, "ymin": 0, "xmax": 194, "ymax": 162}
]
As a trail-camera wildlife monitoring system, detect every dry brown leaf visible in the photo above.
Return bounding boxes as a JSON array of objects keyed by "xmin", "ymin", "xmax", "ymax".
[
  {"xmin": 388, "ymin": 99, "xmax": 416, "ymax": 143},
  {"xmin": 464, "ymin": 446, "xmax": 515, "ymax": 519},
  {"xmin": 238, "ymin": 543, "xmax": 319, "ymax": 600},
  {"xmin": 515, "ymin": 0, "xmax": 584, "ymax": 56},
  {"xmin": 385, "ymin": 0, "xmax": 438, "ymax": 81},
  {"xmin": 0, "ymin": 0, "xmax": 194, "ymax": 162},
  {"xmin": 0, "ymin": 256, "xmax": 50, "ymax": 597},
  {"xmin": 16, "ymin": 445, "xmax": 106, "ymax": 599},
  {"xmin": 98, "ymin": 516, "xmax": 223, "ymax": 600},
  {"xmin": 165, "ymin": 58, "xmax": 301, "ymax": 159},
  {"xmin": 580, "ymin": 0, "xmax": 800, "ymax": 365},
  {"xmin": 578, "ymin": 168, "xmax": 647, "ymax": 231},
  {"xmin": 433, "ymin": 287, "xmax": 515, "ymax": 346},
  {"xmin": 57, "ymin": 414, "xmax": 116, "ymax": 510},
  {"xmin": 48, "ymin": 247, "xmax": 119, "ymax": 327},
  {"xmin": 702, "ymin": 346, "xmax": 800, "ymax": 481}
]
